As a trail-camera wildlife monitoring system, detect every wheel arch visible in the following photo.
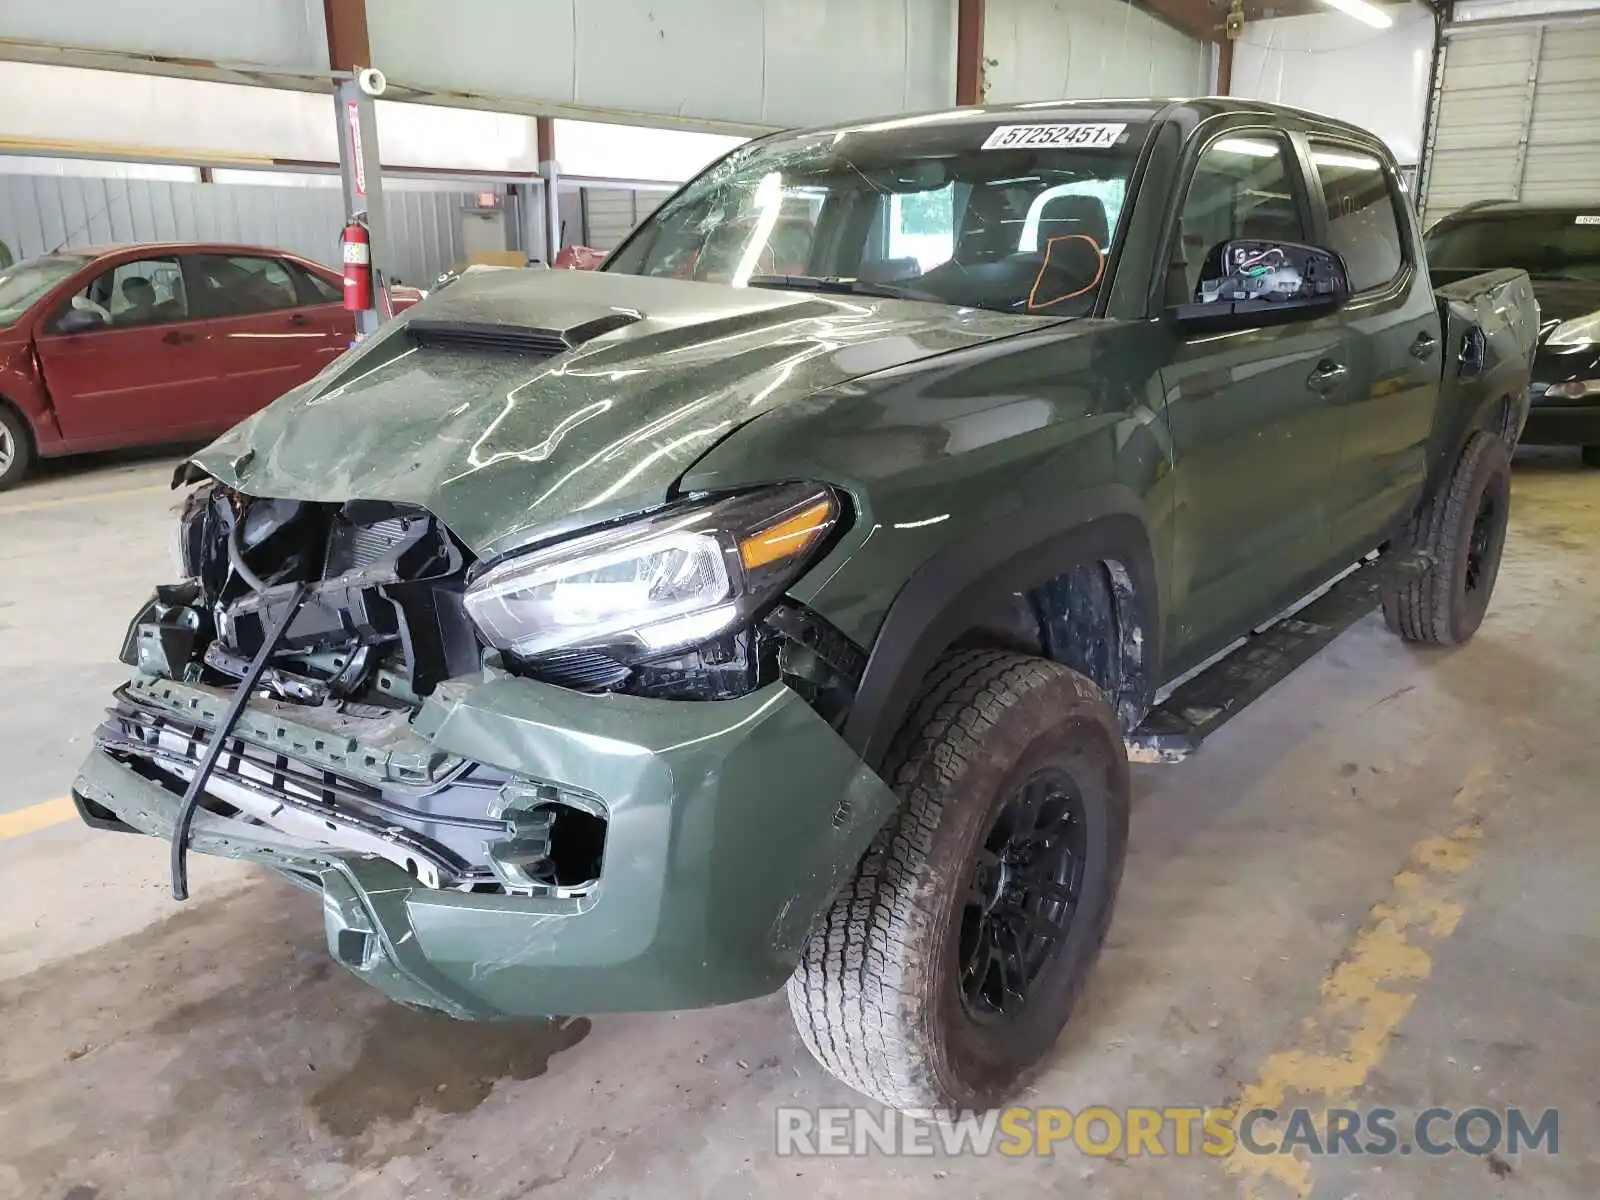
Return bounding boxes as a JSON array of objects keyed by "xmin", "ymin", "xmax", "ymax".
[{"xmin": 840, "ymin": 489, "xmax": 1162, "ymax": 774}]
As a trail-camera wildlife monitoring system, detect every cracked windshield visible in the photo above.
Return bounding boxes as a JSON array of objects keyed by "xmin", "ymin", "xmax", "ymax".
[{"xmin": 605, "ymin": 118, "xmax": 1148, "ymax": 316}]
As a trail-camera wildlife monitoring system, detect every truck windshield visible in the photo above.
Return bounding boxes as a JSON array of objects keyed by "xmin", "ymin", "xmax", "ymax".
[
  {"xmin": 0, "ymin": 254, "xmax": 90, "ymax": 327},
  {"xmin": 605, "ymin": 118, "xmax": 1150, "ymax": 316},
  {"xmin": 1424, "ymin": 212, "xmax": 1600, "ymax": 283}
]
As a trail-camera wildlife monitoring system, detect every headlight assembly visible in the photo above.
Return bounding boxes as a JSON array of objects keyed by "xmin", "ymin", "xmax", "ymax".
[
  {"xmin": 1547, "ymin": 310, "xmax": 1600, "ymax": 348},
  {"xmin": 463, "ymin": 484, "xmax": 841, "ymax": 662}
]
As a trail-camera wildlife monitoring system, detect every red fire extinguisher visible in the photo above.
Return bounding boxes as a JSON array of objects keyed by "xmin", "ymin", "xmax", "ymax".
[{"xmin": 341, "ymin": 216, "xmax": 372, "ymax": 312}]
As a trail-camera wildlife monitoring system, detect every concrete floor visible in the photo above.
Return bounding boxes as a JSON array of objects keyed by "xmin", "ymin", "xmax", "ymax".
[{"xmin": 1, "ymin": 448, "xmax": 1596, "ymax": 1200}]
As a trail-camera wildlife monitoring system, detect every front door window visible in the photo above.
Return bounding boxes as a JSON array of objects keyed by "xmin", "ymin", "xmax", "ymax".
[{"xmin": 56, "ymin": 257, "xmax": 188, "ymax": 330}]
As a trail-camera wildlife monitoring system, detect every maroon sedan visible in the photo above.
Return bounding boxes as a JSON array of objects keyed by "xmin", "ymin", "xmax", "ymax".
[{"xmin": 0, "ymin": 243, "xmax": 422, "ymax": 488}]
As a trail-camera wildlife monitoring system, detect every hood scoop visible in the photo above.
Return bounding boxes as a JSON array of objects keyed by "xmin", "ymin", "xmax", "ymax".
[{"xmin": 406, "ymin": 309, "xmax": 642, "ymax": 358}]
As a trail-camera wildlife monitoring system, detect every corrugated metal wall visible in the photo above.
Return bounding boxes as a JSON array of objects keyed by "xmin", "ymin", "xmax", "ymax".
[
  {"xmin": 578, "ymin": 187, "xmax": 669, "ymax": 250},
  {"xmin": 581, "ymin": 189, "xmax": 646, "ymax": 251},
  {"xmin": 0, "ymin": 174, "xmax": 478, "ymax": 286}
]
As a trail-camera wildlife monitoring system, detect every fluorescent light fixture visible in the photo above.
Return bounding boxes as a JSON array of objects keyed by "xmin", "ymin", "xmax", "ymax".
[
  {"xmin": 1214, "ymin": 138, "xmax": 1280, "ymax": 158},
  {"xmin": 1311, "ymin": 150, "xmax": 1381, "ymax": 170},
  {"xmin": 1319, "ymin": 0, "xmax": 1394, "ymax": 29}
]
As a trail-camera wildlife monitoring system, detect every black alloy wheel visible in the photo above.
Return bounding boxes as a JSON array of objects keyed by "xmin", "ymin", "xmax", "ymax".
[{"xmin": 959, "ymin": 770, "xmax": 1088, "ymax": 1023}]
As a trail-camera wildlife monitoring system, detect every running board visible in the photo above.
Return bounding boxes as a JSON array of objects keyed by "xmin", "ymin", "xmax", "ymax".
[{"xmin": 1126, "ymin": 556, "xmax": 1405, "ymax": 763}]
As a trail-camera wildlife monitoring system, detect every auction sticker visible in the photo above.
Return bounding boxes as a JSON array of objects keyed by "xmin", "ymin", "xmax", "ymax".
[
  {"xmin": 1576, "ymin": 215, "xmax": 1600, "ymax": 225},
  {"xmin": 981, "ymin": 123, "xmax": 1127, "ymax": 150}
]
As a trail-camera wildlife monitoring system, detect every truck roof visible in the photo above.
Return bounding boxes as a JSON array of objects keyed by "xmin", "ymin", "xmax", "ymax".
[
  {"xmin": 1429, "ymin": 199, "xmax": 1600, "ymax": 220},
  {"xmin": 781, "ymin": 96, "xmax": 1393, "ymax": 152}
]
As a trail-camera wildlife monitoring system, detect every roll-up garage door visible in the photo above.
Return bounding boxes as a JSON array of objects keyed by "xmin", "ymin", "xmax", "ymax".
[{"xmin": 1421, "ymin": 11, "xmax": 1600, "ymax": 224}]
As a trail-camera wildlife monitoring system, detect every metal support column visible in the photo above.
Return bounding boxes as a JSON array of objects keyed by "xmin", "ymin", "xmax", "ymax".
[
  {"xmin": 956, "ymin": 0, "xmax": 986, "ymax": 106},
  {"xmin": 324, "ymin": 0, "xmax": 387, "ymax": 335},
  {"xmin": 537, "ymin": 116, "xmax": 562, "ymax": 262},
  {"xmin": 333, "ymin": 78, "xmax": 388, "ymax": 335}
]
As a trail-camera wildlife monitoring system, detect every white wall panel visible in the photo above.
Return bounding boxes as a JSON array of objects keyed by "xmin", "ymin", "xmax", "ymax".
[
  {"xmin": 0, "ymin": 62, "xmax": 539, "ymax": 173},
  {"xmin": 553, "ymin": 121, "xmax": 746, "ymax": 182},
  {"xmin": 0, "ymin": 63, "xmax": 739, "ymax": 182},
  {"xmin": 983, "ymin": 0, "xmax": 1209, "ymax": 103},
  {"xmin": 1231, "ymin": 9, "xmax": 1436, "ymax": 166},
  {"xmin": 0, "ymin": 0, "xmax": 328, "ymax": 70},
  {"xmin": 366, "ymin": 0, "xmax": 956, "ymax": 131}
]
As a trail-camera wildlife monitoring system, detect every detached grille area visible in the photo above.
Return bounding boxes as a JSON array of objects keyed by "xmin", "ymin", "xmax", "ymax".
[{"xmin": 96, "ymin": 687, "xmax": 607, "ymax": 896}]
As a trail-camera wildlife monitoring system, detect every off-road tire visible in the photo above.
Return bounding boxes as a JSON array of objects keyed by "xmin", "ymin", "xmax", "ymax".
[
  {"xmin": 1383, "ymin": 431, "xmax": 1511, "ymax": 645},
  {"xmin": 0, "ymin": 404, "xmax": 34, "ymax": 491},
  {"xmin": 787, "ymin": 649, "xmax": 1130, "ymax": 1113},
  {"xmin": 1581, "ymin": 445, "xmax": 1600, "ymax": 469}
]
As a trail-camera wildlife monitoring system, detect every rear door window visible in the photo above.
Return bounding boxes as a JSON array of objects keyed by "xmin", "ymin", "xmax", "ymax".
[
  {"xmin": 1308, "ymin": 143, "xmax": 1405, "ymax": 293},
  {"xmin": 190, "ymin": 254, "xmax": 302, "ymax": 317}
]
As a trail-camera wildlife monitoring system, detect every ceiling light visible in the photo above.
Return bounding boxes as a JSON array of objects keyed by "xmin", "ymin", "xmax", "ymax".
[
  {"xmin": 1319, "ymin": 0, "xmax": 1395, "ymax": 29},
  {"xmin": 1215, "ymin": 138, "xmax": 1280, "ymax": 158}
]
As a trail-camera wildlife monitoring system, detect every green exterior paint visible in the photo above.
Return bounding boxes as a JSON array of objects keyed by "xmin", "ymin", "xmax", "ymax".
[
  {"xmin": 75, "ymin": 99, "xmax": 1538, "ymax": 1020},
  {"xmin": 75, "ymin": 668, "xmax": 900, "ymax": 1016},
  {"xmin": 191, "ymin": 267, "xmax": 1062, "ymax": 560}
]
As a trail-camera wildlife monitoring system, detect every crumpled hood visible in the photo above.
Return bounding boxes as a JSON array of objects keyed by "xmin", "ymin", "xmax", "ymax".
[{"xmin": 191, "ymin": 269, "xmax": 1058, "ymax": 557}]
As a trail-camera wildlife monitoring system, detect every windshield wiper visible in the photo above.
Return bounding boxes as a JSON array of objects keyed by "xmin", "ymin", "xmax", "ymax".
[{"xmin": 745, "ymin": 274, "xmax": 944, "ymax": 303}]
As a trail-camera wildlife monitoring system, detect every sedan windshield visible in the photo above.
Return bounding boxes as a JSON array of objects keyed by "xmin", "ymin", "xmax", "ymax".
[
  {"xmin": 0, "ymin": 254, "xmax": 90, "ymax": 327},
  {"xmin": 605, "ymin": 117, "xmax": 1150, "ymax": 316},
  {"xmin": 1425, "ymin": 212, "xmax": 1600, "ymax": 283}
]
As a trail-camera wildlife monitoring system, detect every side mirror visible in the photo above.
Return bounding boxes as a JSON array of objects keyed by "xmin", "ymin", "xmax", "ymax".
[
  {"xmin": 51, "ymin": 307, "xmax": 107, "ymax": 335},
  {"xmin": 1171, "ymin": 240, "xmax": 1350, "ymax": 330}
]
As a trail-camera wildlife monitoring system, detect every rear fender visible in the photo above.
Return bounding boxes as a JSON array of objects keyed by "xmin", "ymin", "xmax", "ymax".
[{"xmin": 1424, "ymin": 269, "xmax": 1538, "ymax": 502}]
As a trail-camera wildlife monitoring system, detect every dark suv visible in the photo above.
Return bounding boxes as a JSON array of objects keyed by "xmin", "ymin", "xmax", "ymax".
[{"xmin": 1425, "ymin": 201, "xmax": 1600, "ymax": 464}]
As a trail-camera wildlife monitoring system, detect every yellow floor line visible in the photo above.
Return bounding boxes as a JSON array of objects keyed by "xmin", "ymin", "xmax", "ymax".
[
  {"xmin": 0, "ymin": 483, "xmax": 171, "ymax": 517},
  {"xmin": 1223, "ymin": 761, "xmax": 1501, "ymax": 1198},
  {"xmin": 0, "ymin": 797, "xmax": 78, "ymax": 840}
]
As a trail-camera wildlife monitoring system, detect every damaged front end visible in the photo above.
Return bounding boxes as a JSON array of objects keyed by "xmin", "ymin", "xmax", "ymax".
[
  {"xmin": 108, "ymin": 480, "xmax": 569, "ymax": 892},
  {"xmin": 76, "ymin": 475, "xmax": 896, "ymax": 1016}
]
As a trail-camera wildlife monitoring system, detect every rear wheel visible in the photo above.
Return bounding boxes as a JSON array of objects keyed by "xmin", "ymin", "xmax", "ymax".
[
  {"xmin": 0, "ymin": 405, "xmax": 35, "ymax": 491},
  {"xmin": 1582, "ymin": 445, "xmax": 1600, "ymax": 469},
  {"xmin": 1383, "ymin": 431, "xmax": 1511, "ymax": 645},
  {"xmin": 787, "ymin": 649, "xmax": 1130, "ymax": 1112}
]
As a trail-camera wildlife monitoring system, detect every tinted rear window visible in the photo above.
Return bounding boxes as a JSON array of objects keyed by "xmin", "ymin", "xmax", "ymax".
[{"xmin": 1425, "ymin": 212, "xmax": 1600, "ymax": 283}]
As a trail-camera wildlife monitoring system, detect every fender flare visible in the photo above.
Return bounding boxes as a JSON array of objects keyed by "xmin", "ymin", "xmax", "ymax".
[
  {"xmin": 1422, "ymin": 375, "xmax": 1528, "ymax": 511},
  {"xmin": 839, "ymin": 487, "xmax": 1162, "ymax": 773}
]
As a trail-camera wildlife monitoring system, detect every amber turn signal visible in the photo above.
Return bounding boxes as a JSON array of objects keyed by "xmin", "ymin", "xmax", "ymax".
[{"xmin": 738, "ymin": 498, "xmax": 835, "ymax": 571}]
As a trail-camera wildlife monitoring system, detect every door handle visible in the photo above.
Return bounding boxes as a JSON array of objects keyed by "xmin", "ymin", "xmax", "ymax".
[
  {"xmin": 1307, "ymin": 360, "xmax": 1348, "ymax": 393},
  {"xmin": 288, "ymin": 312, "xmax": 311, "ymax": 326},
  {"xmin": 1410, "ymin": 331, "xmax": 1439, "ymax": 360},
  {"xmin": 161, "ymin": 330, "xmax": 196, "ymax": 345}
]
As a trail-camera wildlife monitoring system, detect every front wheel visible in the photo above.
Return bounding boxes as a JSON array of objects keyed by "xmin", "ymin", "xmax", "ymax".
[
  {"xmin": 787, "ymin": 650, "xmax": 1130, "ymax": 1113},
  {"xmin": 0, "ymin": 406, "xmax": 34, "ymax": 491},
  {"xmin": 1581, "ymin": 445, "xmax": 1600, "ymax": 469}
]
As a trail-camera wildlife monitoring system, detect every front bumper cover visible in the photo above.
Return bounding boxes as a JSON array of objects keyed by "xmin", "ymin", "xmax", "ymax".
[{"xmin": 74, "ymin": 672, "xmax": 899, "ymax": 1019}]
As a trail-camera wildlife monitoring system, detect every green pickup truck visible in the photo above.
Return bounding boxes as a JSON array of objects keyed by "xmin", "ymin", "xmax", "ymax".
[{"xmin": 74, "ymin": 99, "xmax": 1537, "ymax": 1113}]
